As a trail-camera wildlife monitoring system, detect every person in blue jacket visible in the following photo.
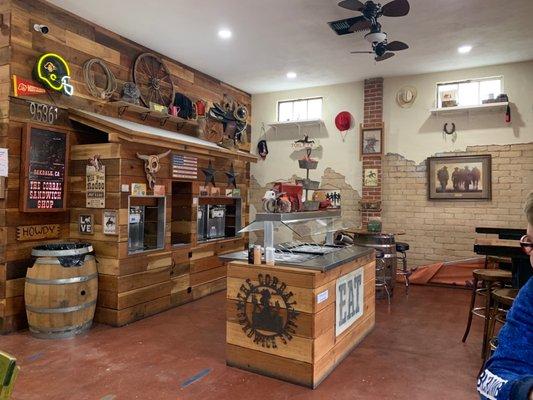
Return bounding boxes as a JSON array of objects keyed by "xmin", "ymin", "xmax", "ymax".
[{"xmin": 477, "ymin": 191, "xmax": 533, "ymax": 400}]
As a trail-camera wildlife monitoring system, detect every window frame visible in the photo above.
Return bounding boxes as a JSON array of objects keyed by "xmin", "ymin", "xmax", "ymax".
[
  {"xmin": 435, "ymin": 76, "xmax": 504, "ymax": 109},
  {"xmin": 277, "ymin": 96, "xmax": 323, "ymax": 122}
]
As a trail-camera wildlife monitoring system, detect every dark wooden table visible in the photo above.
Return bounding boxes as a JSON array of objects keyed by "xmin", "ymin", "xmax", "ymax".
[{"xmin": 474, "ymin": 227, "xmax": 531, "ymax": 288}]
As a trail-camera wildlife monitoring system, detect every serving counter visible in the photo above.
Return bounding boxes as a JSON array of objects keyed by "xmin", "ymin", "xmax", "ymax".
[{"xmin": 222, "ymin": 211, "xmax": 376, "ymax": 388}]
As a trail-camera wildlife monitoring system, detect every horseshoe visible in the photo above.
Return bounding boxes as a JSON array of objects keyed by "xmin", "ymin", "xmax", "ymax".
[{"xmin": 443, "ymin": 122, "xmax": 456, "ymax": 135}]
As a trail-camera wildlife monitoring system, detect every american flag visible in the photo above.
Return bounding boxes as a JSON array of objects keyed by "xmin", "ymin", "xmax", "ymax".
[{"xmin": 172, "ymin": 154, "xmax": 198, "ymax": 179}]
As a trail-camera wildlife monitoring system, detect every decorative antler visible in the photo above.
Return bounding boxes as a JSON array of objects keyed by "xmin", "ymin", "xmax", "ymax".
[{"xmin": 136, "ymin": 153, "xmax": 150, "ymax": 161}]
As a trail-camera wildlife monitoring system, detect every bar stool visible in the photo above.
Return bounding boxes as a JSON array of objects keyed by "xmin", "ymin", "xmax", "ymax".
[
  {"xmin": 396, "ymin": 242, "xmax": 411, "ymax": 294},
  {"xmin": 484, "ymin": 288, "xmax": 518, "ymax": 362},
  {"xmin": 461, "ymin": 269, "xmax": 512, "ymax": 358},
  {"xmin": 375, "ymin": 250, "xmax": 391, "ymax": 304}
]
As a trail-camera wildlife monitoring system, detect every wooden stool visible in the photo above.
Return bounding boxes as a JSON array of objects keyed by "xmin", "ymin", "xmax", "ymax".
[
  {"xmin": 461, "ymin": 269, "xmax": 512, "ymax": 358},
  {"xmin": 484, "ymin": 288, "xmax": 519, "ymax": 362},
  {"xmin": 486, "ymin": 255, "xmax": 512, "ymax": 270}
]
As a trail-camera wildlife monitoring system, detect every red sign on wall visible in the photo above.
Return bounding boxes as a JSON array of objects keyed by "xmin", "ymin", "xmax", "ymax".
[{"xmin": 12, "ymin": 75, "xmax": 46, "ymax": 97}]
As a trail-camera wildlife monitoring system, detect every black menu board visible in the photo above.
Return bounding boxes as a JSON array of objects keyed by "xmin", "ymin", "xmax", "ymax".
[{"xmin": 21, "ymin": 124, "xmax": 69, "ymax": 212}]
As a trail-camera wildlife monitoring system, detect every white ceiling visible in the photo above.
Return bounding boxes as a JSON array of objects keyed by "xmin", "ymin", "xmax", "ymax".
[{"xmin": 48, "ymin": 0, "xmax": 533, "ymax": 94}]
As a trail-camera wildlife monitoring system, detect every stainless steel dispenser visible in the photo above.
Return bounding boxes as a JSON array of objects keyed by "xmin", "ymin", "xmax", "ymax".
[
  {"xmin": 207, "ymin": 205, "xmax": 226, "ymax": 239},
  {"xmin": 197, "ymin": 205, "xmax": 207, "ymax": 241},
  {"xmin": 128, "ymin": 206, "xmax": 144, "ymax": 252}
]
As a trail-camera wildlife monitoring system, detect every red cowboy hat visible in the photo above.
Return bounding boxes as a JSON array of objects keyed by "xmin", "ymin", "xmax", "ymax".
[{"xmin": 335, "ymin": 111, "xmax": 352, "ymax": 131}]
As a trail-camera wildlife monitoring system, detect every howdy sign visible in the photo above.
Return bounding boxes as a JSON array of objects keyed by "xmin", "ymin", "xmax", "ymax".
[
  {"xmin": 16, "ymin": 224, "xmax": 61, "ymax": 241},
  {"xmin": 335, "ymin": 268, "xmax": 364, "ymax": 337},
  {"xmin": 33, "ymin": 53, "xmax": 74, "ymax": 96}
]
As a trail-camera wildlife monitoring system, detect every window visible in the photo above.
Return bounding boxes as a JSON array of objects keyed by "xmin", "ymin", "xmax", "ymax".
[
  {"xmin": 277, "ymin": 97, "xmax": 322, "ymax": 122},
  {"xmin": 436, "ymin": 77, "xmax": 503, "ymax": 108}
]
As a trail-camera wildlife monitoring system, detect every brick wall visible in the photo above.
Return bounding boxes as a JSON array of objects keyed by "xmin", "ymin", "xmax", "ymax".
[
  {"xmin": 361, "ymin": 77, "xmax": 383, "ymax": 226},
  {"xmin": 382, "ymin": 143, "xmax": 533, "ymax": 268}
]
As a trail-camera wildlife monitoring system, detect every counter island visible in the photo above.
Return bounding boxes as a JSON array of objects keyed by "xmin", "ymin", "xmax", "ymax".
[{"xmin": 222, "ymin": 211, "xmax": 376, "ymax": 388}]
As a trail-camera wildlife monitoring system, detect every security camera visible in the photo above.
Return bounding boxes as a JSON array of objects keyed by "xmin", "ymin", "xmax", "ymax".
[{"xmin": 33, "ymin": 24, "xmax": 49, "ymax": 34}]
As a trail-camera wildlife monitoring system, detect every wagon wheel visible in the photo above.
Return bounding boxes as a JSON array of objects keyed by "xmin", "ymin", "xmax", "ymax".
[{"xmin": 133, "ymin": 53, "xmax": 175, "ymax": 108}]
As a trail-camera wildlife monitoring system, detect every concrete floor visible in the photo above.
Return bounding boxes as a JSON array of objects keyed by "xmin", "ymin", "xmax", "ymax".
[{"xmin": 1, "ymin": 285, "xmax": 483, "ymax": 400}]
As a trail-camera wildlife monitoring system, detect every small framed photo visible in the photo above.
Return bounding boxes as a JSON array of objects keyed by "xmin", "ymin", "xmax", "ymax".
[
  {"xmin": 363, "ymin": 169, "xmax": 379, "ymax": 187},
  {"xmin": 79, "ymin": 214, "xmax": 93, "ymax": 235},
  {"xmin": 360, "ymin": 125, "xmax": 383, "ymax": 156},
  {"xmin": 232, "ymin": 188, "xmax": 241, "ymax": 197},
  {"xmin": 211, "ymin": 187, "xmax": 220, "ymax": 196},
  {"xmin": 427, "ymin": 154, "xmax": 492, "ymax": 200},
  {"xmin": 131, "ymin": 183, "xmax": 146, "ymax": 196},
  {"xmin": 103, "ymin": 210, "xmax": 118, "ymax": 235},
  {"xmin": 199, "ymin": 185, "xmax": 209, "ymax": 196},
  {"xmin": 225, "ymin": 189, "xmax": 233, "ymax": 197}
]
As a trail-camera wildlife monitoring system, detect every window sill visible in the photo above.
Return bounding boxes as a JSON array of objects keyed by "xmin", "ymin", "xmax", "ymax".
[{"xmin": 430, "ymin": 102, "xmax": 508, "ymax": 115}]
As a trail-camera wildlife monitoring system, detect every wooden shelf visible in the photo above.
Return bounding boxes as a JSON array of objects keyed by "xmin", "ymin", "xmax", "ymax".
[
  {"xmin": 108, "ymin": 100, "xmax": 198, "ymax": 130},
  {"xmin": 430, "ymin": 102, "xmax": 509, "ymax": 115},
  {"xmin": 268, "ymin": 119, "xmax": 323, "ymax": 135}
]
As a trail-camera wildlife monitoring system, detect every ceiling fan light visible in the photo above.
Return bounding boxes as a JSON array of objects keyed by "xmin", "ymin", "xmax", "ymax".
[{"xmin": 365, "ymin": 31, "xmax": 387, "ymax": 43}]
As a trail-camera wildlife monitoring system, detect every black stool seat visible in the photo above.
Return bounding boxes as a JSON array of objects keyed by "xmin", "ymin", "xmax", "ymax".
[{"xmin": 396, "ymin": 242, "xmax": 409, "ymax": 252}]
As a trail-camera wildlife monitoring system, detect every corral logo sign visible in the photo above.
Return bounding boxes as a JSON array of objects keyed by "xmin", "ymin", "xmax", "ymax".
[
  {"xmin": 236, "ymin": 274, "xmax": 298, "ymax": 348},
  {"xmin": 336, "ymin": 268, "xmax": 364, "ymax": 336}
]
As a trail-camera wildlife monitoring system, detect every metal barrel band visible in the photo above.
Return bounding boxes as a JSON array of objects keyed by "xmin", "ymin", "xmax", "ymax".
[
  {"xmin": 31, "ymin": 245, "xmax": 94, "ymax": 257},
  {"xmin": 33, "ymin": 255, "xmax": 95, "ymax": 265},
  {"xmin": 29, "ymin": 321, "xmax": 92, "ymax": 339},
  {"xmin": 25, "ymin": 300, "xmax": 96, "ymax": 314},
  {"xmin": 25, "ymin": 272, "xmax": 98, "ymax": 285}
]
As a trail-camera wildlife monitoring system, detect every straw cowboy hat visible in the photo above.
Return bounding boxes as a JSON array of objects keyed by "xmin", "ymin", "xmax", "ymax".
[{"xmin": 396, "ymin": 86, "xmax": 417, "ymax": 108}]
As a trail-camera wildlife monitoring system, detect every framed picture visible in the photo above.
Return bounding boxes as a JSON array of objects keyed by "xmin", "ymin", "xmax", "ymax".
[
  {"xmin": 131, "ymin": 183, "xmax": 146, "ymax": 196},
  {"xmin": 199, "ymin": 186, "xmax": 209, "ymax": 196},
  {"xmin": 79, "ymin": 214, "xmax": 93, "ymax": 234},
  {"xmin": 360, "ymin": 125, "xmax": 383, "ymax": 157},
  {"xmin": 20, "ymin": 123, "xmax": 69, "ymax": 212},
  {"xmin": 427, "ymin": 155, "xmax": 492, "ymax": 200},
  {"xmin": 103, "ymin": 210, "xmax": 118, "ymax": 235},
  {"xmin": 363, "ymin": 169, "xmax": 379, "ymax": 187}
]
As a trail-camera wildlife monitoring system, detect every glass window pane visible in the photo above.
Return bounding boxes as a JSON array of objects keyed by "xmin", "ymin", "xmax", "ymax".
[
  {"xmin": 438, "ymin": 84, "xmax": 458, "ymax": 107},
  {"xmin": 307, "ymin": 98, "xmax": 322, "ymax": 119},
  {"xmin": 457, "ymin": 81, "xmax": 479, "ymax": 106},
  {"xmin": 293, "ymin": 100, "xmax": 308, "ymax": 121},
  {"xmin": 480, "ymin": 79, "xmax": 502, "ymax": 102},
  {"xmin": 278, "ymin": 101, "xmax": 293, "ymax": 122}
]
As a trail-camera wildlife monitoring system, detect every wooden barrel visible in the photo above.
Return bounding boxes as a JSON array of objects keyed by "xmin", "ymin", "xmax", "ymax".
[{"xmin": 24, "ymin": 243, "xmax": 98, "ymax": 339}]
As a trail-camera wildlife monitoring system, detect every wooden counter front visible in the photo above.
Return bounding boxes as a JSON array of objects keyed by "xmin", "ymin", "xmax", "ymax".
[{"xmin": 226, "ymin": 252, "xmax": 375, "ymax": 388}]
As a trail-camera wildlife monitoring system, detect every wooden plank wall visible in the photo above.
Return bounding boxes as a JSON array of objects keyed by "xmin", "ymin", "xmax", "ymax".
[{"xmin": 0, "ymin": 0, "xmax": 252, "ymax": 333}]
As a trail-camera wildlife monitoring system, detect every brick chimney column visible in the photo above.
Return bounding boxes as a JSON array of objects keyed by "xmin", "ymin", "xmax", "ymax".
[{"xmin": 361, "ymin": 77, "xmax": 383, "ymax": 227}]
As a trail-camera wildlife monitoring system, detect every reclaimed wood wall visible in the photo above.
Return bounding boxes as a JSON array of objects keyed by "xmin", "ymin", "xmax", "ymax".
[{"xmin": 0, "ymin": 0, "xmax": 252, "ymax": 333}]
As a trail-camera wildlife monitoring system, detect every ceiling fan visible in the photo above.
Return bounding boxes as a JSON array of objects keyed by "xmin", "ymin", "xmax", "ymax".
[{"xmin": 327, "ymin": 0, "xmax": 410, "ymax": 61}]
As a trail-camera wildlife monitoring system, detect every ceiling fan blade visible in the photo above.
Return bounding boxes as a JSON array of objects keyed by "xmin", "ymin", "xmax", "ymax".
[
  {"xmin": 386, "ymin": 40, "xmax": 409, "ymax": 51},
  {"xmin": 381, "ymin": 0, "xmax": 410, "ymax": 16},
  {"xmin": 348, "ymin": 18, "xmax": 372, "ymax": 32},
  {"xmin": 375, "ymin": 52, "xmax": 395, "ymax": 61},
  {"xmin": 338, "ymin": 0, "xmax": 365, "ymax": 11},
  {"xmin": 350, "ymin": 51, "xmax": 373, "ymax": 54},
  {"xmin": 328, "ymin": 16, "xmax": 369, "ymax": 35}
]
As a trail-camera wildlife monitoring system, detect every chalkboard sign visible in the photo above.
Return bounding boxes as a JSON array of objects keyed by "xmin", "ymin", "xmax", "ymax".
[{"xmin": 21, "ymin": 124, "xmax": 69, "ymax": 212}]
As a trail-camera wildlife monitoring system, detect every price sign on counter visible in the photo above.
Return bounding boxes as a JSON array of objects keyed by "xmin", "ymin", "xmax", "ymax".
[{"xmin": 21, "ymin": 125, "xmax": 69, "ymax": 212}]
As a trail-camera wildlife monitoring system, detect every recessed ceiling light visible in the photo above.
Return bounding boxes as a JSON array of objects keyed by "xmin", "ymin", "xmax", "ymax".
[
  {"xmin": 218, "ymin": 29, "xmax": 232, "ymax": 39},
  {"xmin": 458, "ymin": 45, "xmax": 472, "ymax": 54},
  {"xmin": 286, "ymin": 72, "xmax": 297, "ymax": 79}
]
